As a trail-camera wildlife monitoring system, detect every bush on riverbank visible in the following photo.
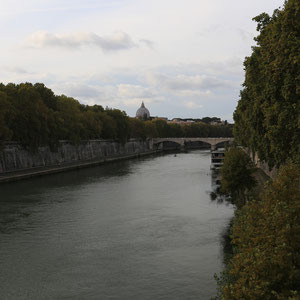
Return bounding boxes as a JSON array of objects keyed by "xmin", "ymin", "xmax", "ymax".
[
  {"xmin": 216, "ymin": 162, "xmax": 300, "ymax": 300},
  {"xmin": 220, "ymin": 147, "xmax": 257, "ymax": 208}
]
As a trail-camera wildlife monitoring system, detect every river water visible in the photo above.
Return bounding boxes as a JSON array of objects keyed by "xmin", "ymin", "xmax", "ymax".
[{"xmin": 0, "ymin": 150, "xmax": 233, "ymax": 299}]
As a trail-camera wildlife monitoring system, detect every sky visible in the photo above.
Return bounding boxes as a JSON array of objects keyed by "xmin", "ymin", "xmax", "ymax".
[{"xmin": 0, "ymin": 0, "xmax": 284, "ymax": 122}]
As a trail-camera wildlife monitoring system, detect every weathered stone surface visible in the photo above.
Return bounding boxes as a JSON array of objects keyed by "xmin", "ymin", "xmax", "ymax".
[
  {"xmin": 245, "ymin": 148, "xmax": 278, "ymax": 179},
  {"xmin": 0, "ymin": 139, "xmax": 153, "ymax": 173}
]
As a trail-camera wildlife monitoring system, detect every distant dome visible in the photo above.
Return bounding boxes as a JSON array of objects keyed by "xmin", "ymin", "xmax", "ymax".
[{"xmin": 136, "ymin": 102, "xmax": 150, "ymax": 120}]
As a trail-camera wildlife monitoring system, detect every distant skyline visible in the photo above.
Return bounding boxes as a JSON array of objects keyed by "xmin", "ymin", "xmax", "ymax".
[{"xmin": 0, "ymin": 0, "xmax": 284, "ymax": 121}]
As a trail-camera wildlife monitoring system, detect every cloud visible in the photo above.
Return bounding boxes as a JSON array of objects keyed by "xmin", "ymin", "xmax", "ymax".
[
  {"xmin": 24, "ymin": 31, "xmax": 137, "ymax": 51},
  {"xmin": 117, "ymin": 84, "xmax": 154, "ymax": 99},
  {"xmin": 54, "ymin": 83, "xmax": 100, "ymax": 98},
  {"xmin": 117, "ymin": 84, "xmax": 165, "ymax": 106},
  {"xmin": 3, "ymin": 66, "xmax": 33, "ymax": 74},
  {"xmin": 146, "ymin": 72, "xmax": 231, "ymax": 96},
  {"xmin": 1, "ymin": 66, "xmax": 53, "ymax": 84},
  {"xmin": 50, "ymin": 81, "xmax": 165, "ymax": 109},
  {"xmin": 184, "ymin": 101, "xmax": 203, "ymax": 109},
  {"xmin": 139, "ymin": 39, "xmax": 155, "ymax": 49}
]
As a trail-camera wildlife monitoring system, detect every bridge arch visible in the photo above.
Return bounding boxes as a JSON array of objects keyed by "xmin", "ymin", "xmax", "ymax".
[
  {"xmin": 152, "ymin": 137, "xmax": 234, "ymax": 150},
  {"xmin": 214, "ymin": 140, "xmax": 230, "ymax": 150},
  {"xmin": 184, "ymin": 140, "xmax": 211, "ymax": 149},
  {"xmin": 154, "ymin": 140, "xmax": 182, "ymax": 150}
]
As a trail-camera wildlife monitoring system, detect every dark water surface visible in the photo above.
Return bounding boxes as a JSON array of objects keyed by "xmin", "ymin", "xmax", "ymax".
[{"xmin": 0, "ymin": 151, "xmax": 233, "ymax": 299}]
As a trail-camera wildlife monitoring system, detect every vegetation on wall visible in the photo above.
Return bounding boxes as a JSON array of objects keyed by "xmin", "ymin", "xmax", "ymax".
[
  {"xmin": 233, "ymin": 0, "xmax": 300, "ymax": 168},
  {"xmin": 0, "ymin": 82, "xmax": 233, "ymax": 149}
]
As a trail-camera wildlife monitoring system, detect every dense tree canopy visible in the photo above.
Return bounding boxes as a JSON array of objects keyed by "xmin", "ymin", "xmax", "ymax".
[
  {"xmin": 0, "ymin": 82, "xmax": 232, "ymax": 149},
  {"xmin": 216, "ymin": 1, "xmax": 300, "ymax": 298},
  {"xmin": 218, "ymin": 162, "xmax": 300, "ymax": 300},
  {"xmin": 221, "ymin": 147, "xmax": 256, "ymax": 208},
  {"xmin": 233, "ymin": 0, "xmax": 300, "ymax": 168}
]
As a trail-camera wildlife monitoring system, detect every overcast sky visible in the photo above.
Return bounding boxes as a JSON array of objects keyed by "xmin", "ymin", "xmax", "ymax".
[{"xmin": 0, "ymin": 0, "xmax": 284, "ymax": 121}]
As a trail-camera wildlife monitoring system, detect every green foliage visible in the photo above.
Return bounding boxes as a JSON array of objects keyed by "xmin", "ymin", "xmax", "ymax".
[
  {"xmin": 33, "ymin": 83, "xmax": 57, "ymax": 110},
  {"xmin": 233, "ymin": 0, "xmax": 300, "ymax": 168},
  {"xmin": 218, "ymin": 162, "xmax": 300, "ymax": 300},
  {"xmin": 221, "ymin": 147, "xmax": 257, "ymax": 207},
  {"xmin": 0, "ymin": 82, "xmax": 232, "ymax": 149},
  {"xmin": 144, "ymin": 121, "xmax": 158, "ymax": 138},
  {"xmin": 148, "ymin": 119, "xmax": 232, "ymax": 138},
  {"xmin": 0, "ymin": 90, "xmax": 13, "ymax": 143},
  {"xmin": 129, "ymin": 118, "xmax": 147, "ymax": 140},
  {"xmin": 105, "ymin": 108, "xmax": 130, "ymax": 143},
  {"xmin": 152, "ymin": 119, "xmax": 170, "ymax": 137},
  {"xmin": 56, "ymin": 95, "xmax": 85, "ymax": 143},
  {"xmin": 217, "ymin": 3, "xmax": 300, "ymax": 297},
  {"xmin": 0, "ymin": 83, "xmax": 124, "ymax": 148},
  {"xmin": 10, "ymin": 84, "xmax": 52, "ymax": 149}
]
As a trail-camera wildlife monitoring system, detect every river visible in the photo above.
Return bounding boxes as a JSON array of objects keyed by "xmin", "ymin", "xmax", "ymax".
[{"xmin": 0, "ymin": 150, "xmax": 233, "ymax": 299}]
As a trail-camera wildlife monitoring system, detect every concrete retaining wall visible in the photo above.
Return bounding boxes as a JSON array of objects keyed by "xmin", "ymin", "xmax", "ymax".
[{"xmin": 0, "ymin": 139, "xmax": 154, "ymax": 174}]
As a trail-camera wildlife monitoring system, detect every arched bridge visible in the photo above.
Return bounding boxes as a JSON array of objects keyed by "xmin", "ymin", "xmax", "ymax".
[{"xmin": 152, "ymin": 137, "xmax": 234, "ymax": 150}]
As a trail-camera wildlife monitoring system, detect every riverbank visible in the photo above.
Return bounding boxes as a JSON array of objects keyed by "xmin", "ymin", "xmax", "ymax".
[
  {"xmin": 0, "ymin": 139, "xmax": 162, "ymax": 183},
  {"xmin": 0, "ymin": 150, "xmax": 161, "ymax": 183}
]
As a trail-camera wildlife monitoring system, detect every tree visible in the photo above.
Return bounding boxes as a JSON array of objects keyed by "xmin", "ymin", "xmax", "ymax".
[
  {"xmin": 81, "ymin": 110, "xmax": 103, "ymax": 139},
  {"xmin": 144, "ymin": 121, "xmax": 158, "ymax": 138},
  {"xmin": 129, "ymin": 118, "xmax": 146, "ymax": 139},
  {"xmin": 0, "ymin": 82, "xmax": 232, "ymax": 148},
  {"xmin": 34, "ymin": 83, "xmax": 57, "ymax": 111},
  {"xmin": 105, "ymin": 108, "xmax": 130, "ymax": 143},
  {"xmin": 221, "ymin": 147, "xmax": 256, "ymax": 207},
  {"xmin": 55, "ymin": 95, "xmax": 84, "ymax": 143},
  {"xmin": 233, "ymin": 0, "xmax": 300, "ymax": 168},
  {"xmin": 219, "ymin": 162, "xmax": 300, "ymax": 299},
  {"xmin": 99, "ymin": 113, "xmax": 117, "ymax": 140},
  {"xmin": 0, "ymin": 91, "xmax": 13, "ymax": 143},
  {"xmin": 152, "ymin": 119, "xmax": 170, "ymax": 137},
  {"xmin": 10, "ymin": 84, "xmax": 51, "ymax": 149}
]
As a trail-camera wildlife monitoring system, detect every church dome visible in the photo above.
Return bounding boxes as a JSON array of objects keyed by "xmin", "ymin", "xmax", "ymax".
[{"xmin": 136, "ymin": 102, "xmax": 150, "ymax": 120}]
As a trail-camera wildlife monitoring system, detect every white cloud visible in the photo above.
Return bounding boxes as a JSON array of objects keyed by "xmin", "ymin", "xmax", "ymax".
[
  {"xmin": 146, "ymin": 72, "xmax": 231, "ymax": 96},
  {"xmin": 0, "ymin": 66, "xmax": 52, "ymax": 84},
  {"xmin": 4, "ymin": 66, "xmax": 32, "ymax": 74},
  {"xmin": 24, "ymin": 31, "xmax": 137, "ymax": 51},
  {"xmin": 184, "ymin": 101, "xmax": 203, "ymax": 109},
  {"xmin": 117, "ymin": 84, "xmax": 154, "ymax": 98},
  {"xmin": 50, "ymin": 81, "xmax": 165, "ymax": 110}
]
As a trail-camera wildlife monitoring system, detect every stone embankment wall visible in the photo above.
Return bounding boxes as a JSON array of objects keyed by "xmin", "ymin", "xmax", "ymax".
[
  {"xmin": 0, "ymin": 139, "xmax": 156, "ymax": 174},
  {"xmin": 245, "ymin": 148, "xmax": 278, "ymax": 179}
]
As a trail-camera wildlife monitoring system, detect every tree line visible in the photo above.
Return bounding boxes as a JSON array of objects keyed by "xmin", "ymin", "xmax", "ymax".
[
  {"xmin": 216, "ymin": 1, "xmax": 300, "ymax": 298},
  {"xmin": 0, "ymin": 82, "xmax": 232, "ymax": 149},
  {"xmin": 233, "ymin": 0, "xmax": 300, "ymax": 168}
]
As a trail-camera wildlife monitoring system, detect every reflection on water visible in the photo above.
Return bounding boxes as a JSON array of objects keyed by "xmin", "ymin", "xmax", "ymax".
[{"xmin": 0, "ymin": 151, "xmax": 233, "ymax": 299}]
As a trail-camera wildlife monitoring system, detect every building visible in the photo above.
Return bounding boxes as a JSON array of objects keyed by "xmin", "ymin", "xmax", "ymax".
[
  {"xmin": 169, "ymin": 118, "xmax": 194, "ymax": 125},
  {"xmin": 136, "ymin": 102, "xmax": 150, "ymax": 120}
]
